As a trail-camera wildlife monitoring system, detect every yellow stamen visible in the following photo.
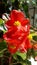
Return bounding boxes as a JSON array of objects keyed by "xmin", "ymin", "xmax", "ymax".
[
  {"xmin": 28, "ymin": 33, "xmax": 37, "ymax": 40},
  {"xmin": 28, "ymin": 34, "xmax": 32, "ymax": 40},
  {"xmin": 14, "ymin": 21, "xmax": 21, "ymax": 26},
  {"xmin": 10, "ymin": 46, "xmax": 16, "ymax": 49}
]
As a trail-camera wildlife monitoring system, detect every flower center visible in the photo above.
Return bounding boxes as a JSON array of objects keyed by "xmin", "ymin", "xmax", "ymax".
[
  {"xmin": 10, "ymin": 46, "xmax": 16, "ymax": 49},
  {"xmin": 14, "ymin": 21, "xmax": 21, "ymax": 26}
]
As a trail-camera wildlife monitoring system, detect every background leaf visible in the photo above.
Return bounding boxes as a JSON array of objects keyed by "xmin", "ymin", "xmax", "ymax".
[
  {"xmin": 0, "ymin": 18, "xmax": 4, "ymax": 25},
  {"xmin": 16, "ymin": 52, "xmax": 26, "ymax": 60}
]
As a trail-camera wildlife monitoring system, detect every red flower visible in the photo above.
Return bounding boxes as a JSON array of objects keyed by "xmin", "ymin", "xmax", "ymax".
[
  {"xmin": 5, "ymin": 10, "xmax": 30, "ymax": 29},
  {"xmin": 3, "ymin": 10, "xmax": 32, "ymax": 54}
]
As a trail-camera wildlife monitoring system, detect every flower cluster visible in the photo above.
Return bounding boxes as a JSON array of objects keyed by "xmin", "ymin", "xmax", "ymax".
[{"xmin": 3, "ymin": 10, "xmax": 32, "ymax": 54}]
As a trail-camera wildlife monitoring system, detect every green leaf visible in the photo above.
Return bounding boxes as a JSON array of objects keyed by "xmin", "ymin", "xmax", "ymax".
[
  {"xmin": 0, "ymin": 41, "xmax": 7, "ymax": 51},
  {"xmin": 0, "ymin": 18, "xmax": 4, "ymax": 25},
  {"xmin": 0, "ymin": 41, "xmax": 7, "ymax": 56},
  {"xmin": 25, "ymin": 59, "xmax": 31, "ymax": 65},
  {"xmin": 0, "ymin": 48, "xmax": 7, "ymax": 57},
  {"xmin": 16, "ymin": 52, "xmax": 26, "ymax": 60},
  {"xmin": 13, "ymin": 53, "xmax": 18, "ymax": 60},
  {"xmin": 22, "ymin": 63, "xmax": 26, "ymax": 65},
  {"xmin": 33, "ymin": 35, "xmax": 37, "ymax": 41},
  {"xmin": 27, "ymin": 49, "xmax": 32, "ymax": 58},
  {"xmin": 11, "ymin": 0, "xmax": 15, "ymax": 2}
]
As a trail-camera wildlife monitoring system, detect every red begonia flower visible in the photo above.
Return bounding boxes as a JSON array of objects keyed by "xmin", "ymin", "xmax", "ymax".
[
  {"xmin": 5, "ymin": 10, "xmax": 30, "ymax": 29},
  {"xmin": 3, "ymin": 10, "xmax": 32, "ymax": 54}
]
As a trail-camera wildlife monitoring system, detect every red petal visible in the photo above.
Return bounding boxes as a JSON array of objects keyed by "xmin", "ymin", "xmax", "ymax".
[{"xmin": 8, "ymin": 45, "xmax": 18, "ymax": 53}]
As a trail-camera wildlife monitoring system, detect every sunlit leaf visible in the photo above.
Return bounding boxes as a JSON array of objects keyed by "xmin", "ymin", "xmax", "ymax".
[
  {"xmin": 16, "ymin": 52, "xmax": 26, "ymax": 60},
  {"xmin": 0, "ymin": 18, "xmax": 4, "ymax": 25}
]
